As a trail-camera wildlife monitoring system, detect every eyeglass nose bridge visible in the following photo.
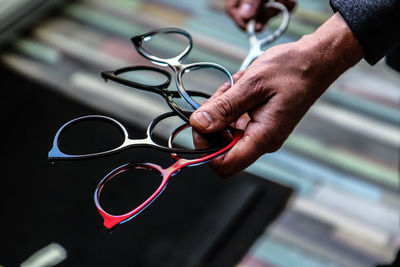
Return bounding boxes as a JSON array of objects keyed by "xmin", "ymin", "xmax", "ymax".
[
  {"xmin": 165, "ymin": 57, "xmax": 185, "ymax": 69},
  {"xmin": 143, "ymin": 51, "xmax": 190, "ymax": 68}
]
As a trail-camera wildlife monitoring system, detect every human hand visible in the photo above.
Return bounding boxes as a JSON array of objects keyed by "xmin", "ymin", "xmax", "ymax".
[
  {"xmin": 226, "ymin": 0, "xmax": 296, "ymax": 32},
  {"xmin": 190, "ymin": 13, "xmax": 363, "ymax": 178}
]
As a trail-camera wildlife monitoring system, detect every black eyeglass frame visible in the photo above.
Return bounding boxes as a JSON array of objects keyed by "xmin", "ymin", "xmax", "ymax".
[{"xmin": 101, "ymin": 66, "xmax": 211, "ymax": 123}]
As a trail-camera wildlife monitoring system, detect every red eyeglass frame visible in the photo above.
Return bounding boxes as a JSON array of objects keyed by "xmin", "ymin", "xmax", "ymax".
[{"xmin": 94, "ymin": 126, "xmax": 243, "ymax": 230}]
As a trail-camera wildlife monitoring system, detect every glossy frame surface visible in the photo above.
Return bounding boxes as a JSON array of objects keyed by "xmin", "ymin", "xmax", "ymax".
[
  {"xmin": 101, "ymin": 66, "xmax": 211, "ymax": 122},
  {"xmin": 240, "ymin": 1, "xmax": 290, "ymax": 70},
  {"xmin": 48, "ymin": 112, "xmax": 221, "ymax": 160},
  {"xmin": 131, "ymin": 28, "xmax": 234, "ymax": 109},
  {"xmin": 94, "ymin": 126, "xmax": 243, "ymax": 230}
]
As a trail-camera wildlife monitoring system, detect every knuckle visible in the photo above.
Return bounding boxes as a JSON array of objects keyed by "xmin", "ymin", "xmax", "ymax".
[
  {"xmin": 244, "ymin": 74, "xmax": 270, "ymax": 101},
  {"xmin": 213, "ymin": 97, "xmax": 235, "ymax": 121}
]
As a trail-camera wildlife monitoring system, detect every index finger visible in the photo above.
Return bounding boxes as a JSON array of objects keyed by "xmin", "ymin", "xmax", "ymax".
[{"xmin": 200, "ymin": 70, "xmax": 245, "ymax": 106}]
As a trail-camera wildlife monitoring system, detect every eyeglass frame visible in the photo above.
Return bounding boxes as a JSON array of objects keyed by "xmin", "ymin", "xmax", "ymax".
[
  {"xmin": 94, "ymin": 123, "xmax": 243, "ymax": 230},
  {"xmin": 131, "ymin": 27, "xmax": 234, "ymax": 110},
  {"xmin": 48, "ymin": 111, "xmax": 223, "ymax": 161},
  {"xmin": 240, "ymin": 1, "xmax": 290, "ymax": 70},
  {"xmin": 101, "ymin": 66, "xmax": 211, "ymax": 123}
]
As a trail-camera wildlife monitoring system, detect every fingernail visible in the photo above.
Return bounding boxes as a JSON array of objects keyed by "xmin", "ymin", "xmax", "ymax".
[
  {"xmin": 193, "ymin": 111, "xmax": 212, "ymax": 129},
  {"xmin": 239, "ymin": 3, "xmax": 254, "ymax": 17}
]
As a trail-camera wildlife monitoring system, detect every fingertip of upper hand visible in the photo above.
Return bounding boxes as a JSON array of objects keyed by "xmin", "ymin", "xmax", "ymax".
[
  {"xmin": 287, "ymin": 0, "xmax": 296, "ymax": 11},
  {"xmin": 255, "ymin": 22, "xmax": 264, "ymax": 32},
  {"xmin": 236, "ymin": 20, "xmax": 248, "ymax": 31}
]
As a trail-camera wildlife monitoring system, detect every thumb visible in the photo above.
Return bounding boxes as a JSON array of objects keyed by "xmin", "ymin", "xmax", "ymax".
[
  {"xmin": 238, "ymin": 0, "xmax": 262, "ymax": 20},
  {"xmin": 190, "ymin": 80, "xmax": 261, "ymax": 133}
]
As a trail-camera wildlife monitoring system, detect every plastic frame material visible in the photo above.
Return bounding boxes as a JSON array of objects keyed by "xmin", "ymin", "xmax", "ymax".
[
  {"xmin": 48, "ymin": 112, "xmax": 222, "ymax": 160},
  {"xmin": 240, "ymin": 1, "xmax": 290, "ymax": 70},
  {"xmin": 94, "ymin": 126, "xmax": 243, "ymax": 230},
  {"xmin": 101, "ymin": 66, "xmax": 211, "ymax": 123},
  {"xmin": 131, "ymin": 28, "xmax": 234, "ymax": 109}
]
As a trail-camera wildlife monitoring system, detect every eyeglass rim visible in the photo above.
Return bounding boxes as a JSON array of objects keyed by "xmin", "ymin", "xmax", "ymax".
[
  {"xmin": 167, "ymin": 123, "xmax": 226, "ymax": 164},
  {"xmin": 147, "ymin": 111, "xmax": 224, "ymax": 154},
  {"xmin": 101, "ymin": 66, "xmax": 171, "ymax": 92},
  {"xmin": 48, "ymin": 115, "xmax": 129, "ymax": 160},
  {"xmin": 48, "ymin": 112, "xmax": 223, "ymax": 160},
  {"xmin": 131, "ymin": 28, "xmax": 193, "ymax": 65},
  {"xmin": 247, "ymin": 1, "xmax": 290, "ymax": 48},
  {"xmin": 131, "ymin": 27, "xmax": 234, "ymax": 111},
  {"xmin": 165, "ymin": 90, "xmax": 211, "ymax": 122},
  {"xmin": 94, "ymin": 127, "xmax": 243, "ymax": 230},
  {"xmin": 101, "ymin": 65, "xmax": 212, "ymax": 123},
  {"xmin": 176, "ymin": 62, "xmax": 234, "ymax": 109},
  {"xmin": 94, "ymin": 162, "xmax": 168, "ymax": 230}
]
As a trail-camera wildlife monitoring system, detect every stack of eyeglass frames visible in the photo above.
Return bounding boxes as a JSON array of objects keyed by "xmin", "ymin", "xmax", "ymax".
[{"xmin": 48, "ymin": 28, "xmax": 242, "ymax": 230}]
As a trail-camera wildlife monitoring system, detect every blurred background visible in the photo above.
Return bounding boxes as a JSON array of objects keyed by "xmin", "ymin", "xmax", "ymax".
[{"xmin": 0, "ymin": 0, "xmax": 399, "ymax": 266}]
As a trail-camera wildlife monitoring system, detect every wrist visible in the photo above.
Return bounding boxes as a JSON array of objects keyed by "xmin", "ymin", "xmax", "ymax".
[{"xmin": 298, "ymin": 12, "xmax": 363, "ymax": 85}]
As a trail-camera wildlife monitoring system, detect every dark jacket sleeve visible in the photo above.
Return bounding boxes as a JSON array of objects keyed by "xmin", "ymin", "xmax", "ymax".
[{"xmin": 330, "ymin": 0, "xmax": 400, "ymax": 65}]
